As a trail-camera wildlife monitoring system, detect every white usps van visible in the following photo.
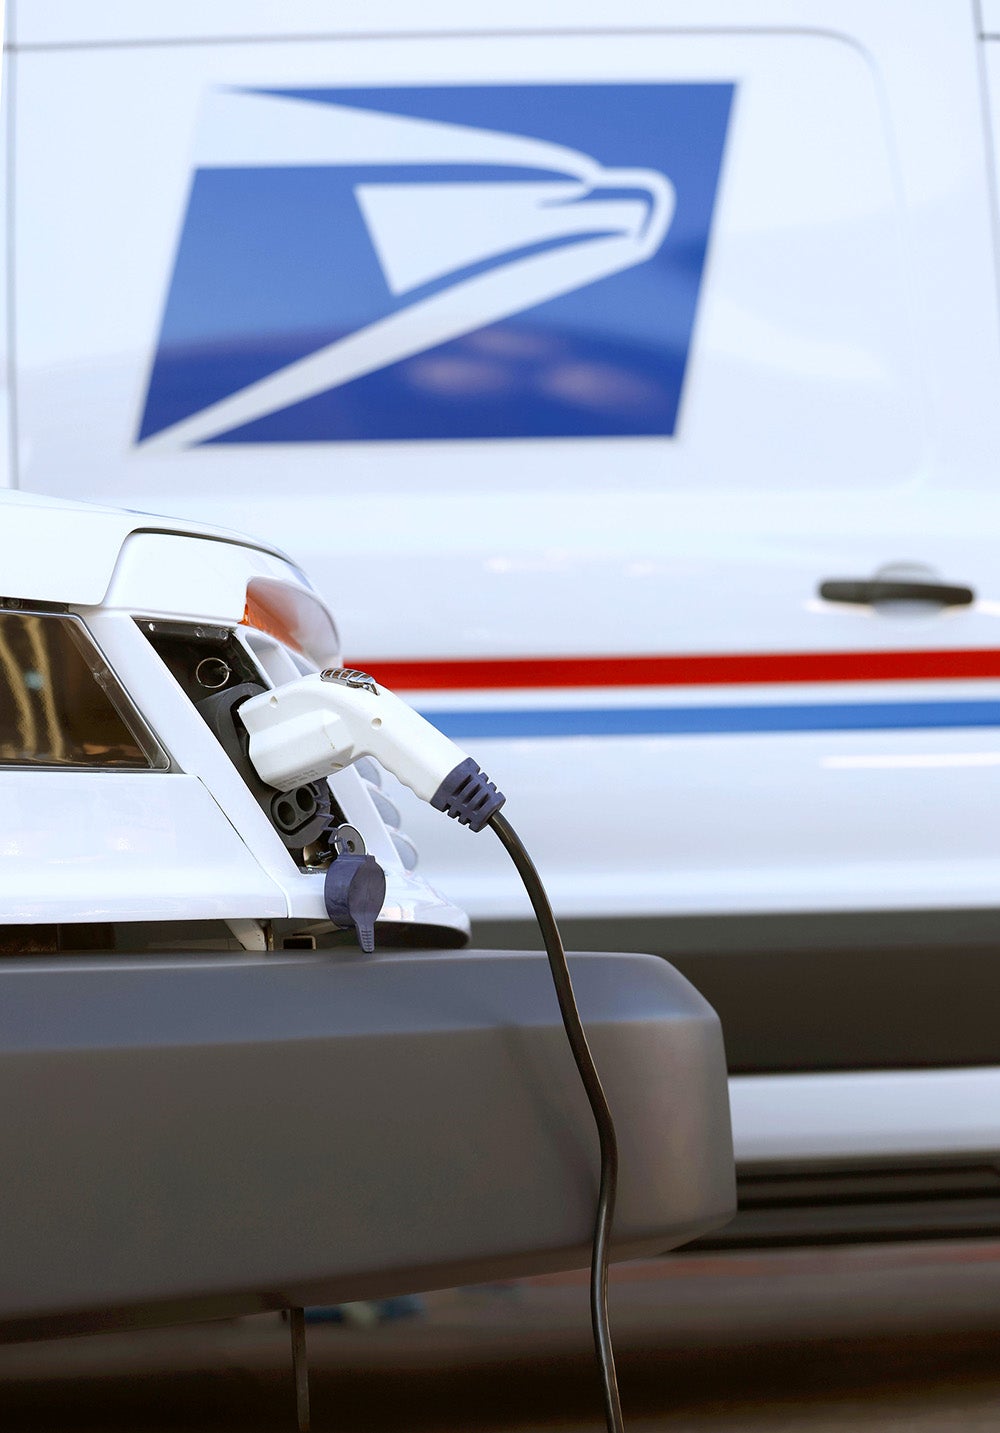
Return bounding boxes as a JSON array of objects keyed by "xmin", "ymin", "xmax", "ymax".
[{"xmin": 5, "ymin": 1, "xmax": 1000, "ymax": 1230}]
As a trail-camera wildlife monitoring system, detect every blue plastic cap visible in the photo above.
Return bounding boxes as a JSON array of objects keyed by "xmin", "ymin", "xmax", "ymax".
[{"xmin": 323, "ymin": 853, "xmax": 386, "ymax": 954}]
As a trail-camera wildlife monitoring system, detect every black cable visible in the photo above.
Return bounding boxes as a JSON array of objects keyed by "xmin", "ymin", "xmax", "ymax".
[{"xmin": 488, "ymin": 810, "xmax": 624, "ymax": 1433}]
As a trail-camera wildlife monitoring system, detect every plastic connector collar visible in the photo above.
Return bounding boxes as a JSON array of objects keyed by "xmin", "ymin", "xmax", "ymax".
[{"xmin": 431, "ymin": 757, "xmax": 505, "ymax": 832}]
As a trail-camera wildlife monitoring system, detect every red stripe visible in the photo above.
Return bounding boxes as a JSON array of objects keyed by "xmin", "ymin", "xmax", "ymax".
[{"xmin": 349, "ymin": 649, "xmax": 1000, "ymax": 691}]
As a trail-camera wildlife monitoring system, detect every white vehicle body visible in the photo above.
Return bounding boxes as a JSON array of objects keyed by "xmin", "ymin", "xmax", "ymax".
[
  {"xmin": 5, "ymin": 1, "xmax": 1000, "ymax": 1202},
  {"xmin": 0, "ymin": 489, "xmax": 469, "ymax": 946}
]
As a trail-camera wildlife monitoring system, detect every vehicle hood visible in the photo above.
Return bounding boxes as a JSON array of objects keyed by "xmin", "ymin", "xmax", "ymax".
[{"xmin": 0, "ymin": 490, "xmax": 292, "ymax": 606}]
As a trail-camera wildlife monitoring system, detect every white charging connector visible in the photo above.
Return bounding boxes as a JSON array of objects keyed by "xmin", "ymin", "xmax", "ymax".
[{"xmin": 238, "ymin": 667, "xmax": 505, "ymax": 831}]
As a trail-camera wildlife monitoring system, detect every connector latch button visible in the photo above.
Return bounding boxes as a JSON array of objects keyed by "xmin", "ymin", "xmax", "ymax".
[{"xmin": 320, "ymin": 667, "xmax": 380, "ymax": 695}]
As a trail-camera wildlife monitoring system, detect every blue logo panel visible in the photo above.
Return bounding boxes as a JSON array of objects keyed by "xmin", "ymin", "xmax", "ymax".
[{"xmin": 139, "ymin": 83, "xmax": 733, "ymax": 447}]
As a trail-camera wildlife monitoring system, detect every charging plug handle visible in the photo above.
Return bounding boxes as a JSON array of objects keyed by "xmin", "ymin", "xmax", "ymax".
[
  {"xmin": 238, "ymin": 672, "xmax": 506, "ymax": 829},
  {"xmin": 431, "ymin": 757, "xmax": 504, "ymax": 832}
]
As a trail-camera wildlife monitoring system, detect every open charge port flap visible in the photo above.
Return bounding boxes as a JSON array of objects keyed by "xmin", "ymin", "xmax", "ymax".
[{"xmin": 138, "ymin": 620, "xmax": 344, "ymax": 866}]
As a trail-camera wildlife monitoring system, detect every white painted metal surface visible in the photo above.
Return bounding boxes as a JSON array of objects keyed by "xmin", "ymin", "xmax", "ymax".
[
  {"xmin": 390, "ymin": 721, "xmax": 1000, "ymax": 921},
  {"xmin": 0, "ymin": 43, "xmax": 9, "ymax": 491},
  {"xmin": 0, "ymin": 770, "xmax": 287, "ymax": 921},
  {"xmin": 730, "ymin": 1068, "xmax": 1000, "ymax": 1164},
  {"xmin": 0, "ymin": 489, "xmax": 290, "ymax": 605},
  {"xmin": 104, "ymin": 531, "xmax": 310, "ymax": 625}
]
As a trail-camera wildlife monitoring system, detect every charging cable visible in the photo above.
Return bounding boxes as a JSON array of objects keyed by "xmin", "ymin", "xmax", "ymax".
[
  {"xmin": 239, "ymin": 667, "xmax": 625, "ymax": 1433},
  {"xmin": 489, "ymin": 810, "xmax": 623, "ymax": 1433}
]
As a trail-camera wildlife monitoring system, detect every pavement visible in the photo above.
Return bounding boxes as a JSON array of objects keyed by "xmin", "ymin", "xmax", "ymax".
[{"xmin": 4, "ymin": 1241, "xmax": 1000, "ymax": 1430}]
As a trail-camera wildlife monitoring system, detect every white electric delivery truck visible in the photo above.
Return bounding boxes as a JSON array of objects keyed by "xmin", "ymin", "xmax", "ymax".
[{"xmin": 4, "ymin": 0, "xmax": 1000, "ymax": 1237}]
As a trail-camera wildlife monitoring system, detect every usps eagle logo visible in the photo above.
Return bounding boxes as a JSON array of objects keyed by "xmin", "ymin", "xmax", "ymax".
[{"xmin": 138, "ymin": 84, "xmax": 733, "ymax": 447}]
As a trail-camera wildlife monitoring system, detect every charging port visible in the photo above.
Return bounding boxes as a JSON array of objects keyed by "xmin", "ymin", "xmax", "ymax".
[{"xmin": 138, "ymin": 620, "xmax": 345, "ymax": 868}]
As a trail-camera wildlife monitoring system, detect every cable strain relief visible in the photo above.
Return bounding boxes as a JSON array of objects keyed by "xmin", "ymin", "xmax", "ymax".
[{"xmin": 431, "ymin": 757, "xmax": 506, "ymax": 833}]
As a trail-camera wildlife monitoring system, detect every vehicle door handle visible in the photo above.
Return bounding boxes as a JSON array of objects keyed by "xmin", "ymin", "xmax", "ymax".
[{"xmin": 818, "ymin": 579, "xmax": 975, "ymax": 607}]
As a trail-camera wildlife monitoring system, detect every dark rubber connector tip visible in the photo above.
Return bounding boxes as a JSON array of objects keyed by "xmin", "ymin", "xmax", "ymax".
[
  {"xmin": 431, "ymin": 757, "xmax": 506, "ymax": 833},
  {"xmin": 324, "ymin": 853, "xmax": 386, "ymax": 954}
]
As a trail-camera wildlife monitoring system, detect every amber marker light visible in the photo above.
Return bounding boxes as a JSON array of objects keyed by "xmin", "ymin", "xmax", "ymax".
[{"xmin": 242, "ymin": 576, "xmax": 341, "ymax": 669}]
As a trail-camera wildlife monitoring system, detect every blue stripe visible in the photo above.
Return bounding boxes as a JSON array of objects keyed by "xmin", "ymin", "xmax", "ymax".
[{"xmin": 422, "ymin": 701, "xmax": 1000, "ymax": 740}]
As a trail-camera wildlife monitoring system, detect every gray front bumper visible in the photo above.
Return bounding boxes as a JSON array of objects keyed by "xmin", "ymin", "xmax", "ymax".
[{"xmin": 0, "ymin": 950, "xmax": 734, "ymax": 1339}]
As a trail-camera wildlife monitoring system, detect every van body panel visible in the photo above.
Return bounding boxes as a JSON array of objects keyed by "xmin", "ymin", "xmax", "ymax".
[{"xmin": 9, "ymin": 4, "xmax": 998, "ymax": 918}]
